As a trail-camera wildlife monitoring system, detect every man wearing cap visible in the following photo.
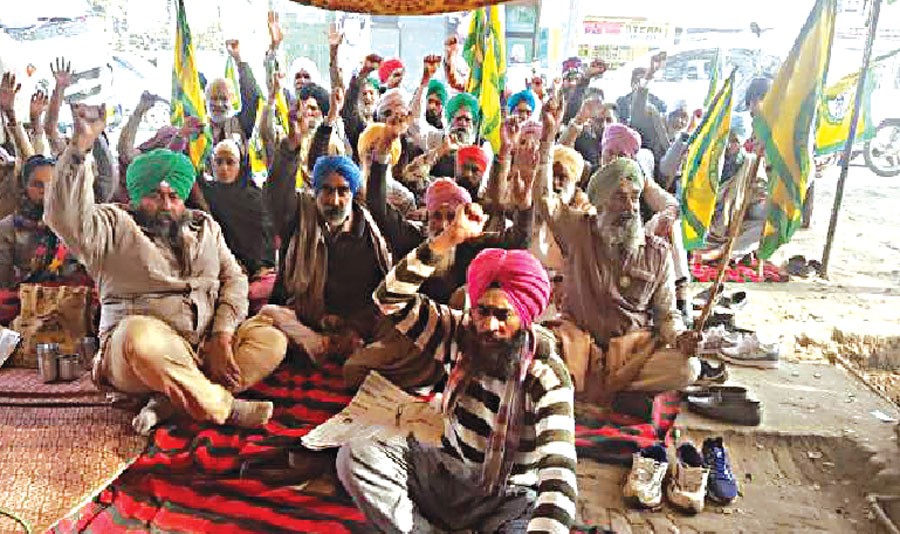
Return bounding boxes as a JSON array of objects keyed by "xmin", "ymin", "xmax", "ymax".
[
  {"xmin": 338, "ymin": 207, "xmax": 576, "ymax": 533},
  {"xmin": 44, "ymin": 104, "xmax": 288, "ymax": 435}
]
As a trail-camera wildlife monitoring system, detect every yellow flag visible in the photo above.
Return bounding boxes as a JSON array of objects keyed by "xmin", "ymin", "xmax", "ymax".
[
  {"xmin": 464, "ymin": 7, "xmax": 506, "ymax": 152},
  {"xmin": 171, "ymin": 0, "xmax": 212, "ymax": 171},
  {"xmin": 681, "ymin": 70, "xmax": 735, "ymax": 250},
  {"xmin": 753, "ymin": 0, "xmax": 836, "ymax": 259}
]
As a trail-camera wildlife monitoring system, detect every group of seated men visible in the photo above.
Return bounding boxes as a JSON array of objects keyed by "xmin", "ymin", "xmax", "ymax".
[{"xmin": 0, "ymin": 22, "xmax": 743, "ymax": 531}]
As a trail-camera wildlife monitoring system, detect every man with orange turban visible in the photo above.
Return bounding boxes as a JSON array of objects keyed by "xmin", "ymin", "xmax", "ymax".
[{"xmin": 338, "ymin": 206, "xmax": 576, "ymax": 533}]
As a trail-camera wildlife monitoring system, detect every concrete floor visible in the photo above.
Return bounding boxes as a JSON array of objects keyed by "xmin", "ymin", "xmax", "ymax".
[{"xmin": 575, "ymin": 362, "xmax": 900, "ymax": 533}]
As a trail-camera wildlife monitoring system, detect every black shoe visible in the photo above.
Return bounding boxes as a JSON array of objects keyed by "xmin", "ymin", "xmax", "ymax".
[
  {"xmin": 683, "ymin": 385, "xmax": 748, "ymax": 401},
  {"xmin": 687, "ymin": 390, "xmax": 761, "ymax": 426},
  {"xmin": 695, "ymin": 360, "xmax": 728, "ymax": 385}
]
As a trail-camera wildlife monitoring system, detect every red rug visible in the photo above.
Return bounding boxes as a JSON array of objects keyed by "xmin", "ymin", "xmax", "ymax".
[
  {"xmin": 49, "ymin": 361, "xmax": 368, "ymax": 533},
  {"xmin": 690, "ymin": 257, "xmax": 786, "ymax": 283}
]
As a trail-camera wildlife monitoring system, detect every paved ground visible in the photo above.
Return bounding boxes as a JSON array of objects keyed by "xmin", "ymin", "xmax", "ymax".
[{"xmin": 575, "ymin": 362, "xmax": 900, "ymax": 533}]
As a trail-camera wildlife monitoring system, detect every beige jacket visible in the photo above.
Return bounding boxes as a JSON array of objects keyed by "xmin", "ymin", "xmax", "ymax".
[{"xmin": 44, "ymin": 146, "xmax": 248, "ymax": 347}]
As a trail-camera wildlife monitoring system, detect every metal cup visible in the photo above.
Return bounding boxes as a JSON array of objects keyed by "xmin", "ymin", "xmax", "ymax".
[
  {"xmin": 78, "ymin": 337, "xmax": 99, "ymax": 371},
  {"xmin": 58, "ymin": 354, "xmax": 82, "ymax": 381},
  {"xmin": 36, "ymin": 343, "xmax": 60, "ymax": 383}
]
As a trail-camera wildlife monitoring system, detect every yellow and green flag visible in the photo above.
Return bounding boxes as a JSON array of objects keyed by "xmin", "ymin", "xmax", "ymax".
[
  {"xmin": 814, "ymin": 48, "xmax": 899, "ymax": 156},
  {"xmin": 703, "ymin": 48, "xmax": 722, "ymax": 109},
  {"xmin": 753, "ymin": 0, "xmax": 836, "ymax": 259},
  {"xmin": 463, "ymin": 6, "xmax": 506, "ymax": 153},
  {"xmin": 681, "ymin": 69, "xmax": 735, "ymax": 251},
  {"xmin": 171, "ymin": 0, "xmax": 212, "ymax": 171},
  {"xmin": 224, "ymin": 55, "xmax": 242, "ymax": 113}
]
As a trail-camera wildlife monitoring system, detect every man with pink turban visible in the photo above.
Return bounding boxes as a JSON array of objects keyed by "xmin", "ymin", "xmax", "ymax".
[
  {"xmin": 339, "ymin": 205, "xmax": 576, "ymax": 533},
  {"xmin": 344, "ymin": 148, "xmax": 531, "ymax": 389}
]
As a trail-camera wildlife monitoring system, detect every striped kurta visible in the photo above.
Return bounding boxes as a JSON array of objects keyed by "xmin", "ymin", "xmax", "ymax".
[{"xmin": 374, "ymin": 243, "xmax": 577, "ymax": 533}]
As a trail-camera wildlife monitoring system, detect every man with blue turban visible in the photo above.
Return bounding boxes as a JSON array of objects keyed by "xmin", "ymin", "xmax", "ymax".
[
  {"xmin": 44, "ymin": 105, "xmax": 288, "ymax": 436},
  {"xmin": 264, "ymin": 100, "xmax": 398, "ymax": 365},
  {"xmin": 507, "ymin": 89, "xmax": 537, "ymax": 123}
]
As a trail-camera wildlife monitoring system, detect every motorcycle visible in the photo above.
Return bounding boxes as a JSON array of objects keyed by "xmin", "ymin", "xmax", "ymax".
[{"xmin": 864, "ymin": 118, "xmax": 900, "ymax": 177}]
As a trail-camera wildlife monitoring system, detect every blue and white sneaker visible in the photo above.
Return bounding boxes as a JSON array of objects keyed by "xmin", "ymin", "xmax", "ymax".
[{"xmin": 703, "ymin": 437, "xmax": 739, "ymax": 504}]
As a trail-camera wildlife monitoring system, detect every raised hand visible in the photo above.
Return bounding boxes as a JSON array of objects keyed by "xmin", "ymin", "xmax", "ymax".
[
  {"xmin": 70, "ymin": 103, "xmax": 107, "ymax": 153},
  {"xmin": 440, "ymin": 203, "xmax": 488, "ymax": 247},
  {"xmin": 499, "ymin": 115, "xmax": 520, "ymax": 159},
  {"xmin": 267, "ymin": 11, "xmax": 283, "ymax": 50},
  {"xmin": 181, "ymin": 115, "xmax": 206, "ymax": 137},
  {"xmin": 29, "ymin": 90, "xmax": 49, "ymax": 122},
  {"xmin": 268, "ymin": 71, "xmax": 284, "ymax": 103},
  {"xmin": 328, "ymin": 23, "xmax": 344, "ymax": 48},
  {"xmin": 226, "ymin": 39, "xmax": 241, "ymax": 62},
  {"xmin": 361, "ymin": 54, "xmax": 383, "ymax": 77},
  {"xmin": 541, "ymin": 96, "xmax": 564, "ymax": 142},
  {"xmin": 444, "ymin": 35, "xmax": 459, "ymax": 58},
  {"xmin": 0, "ymin": 72, "xmax": 20, "ymax": 117},
  {"xmin": 648, "ymin": 52, "xmax": 665, "ymax": 79},
  {"xmin": 51, "ymin": 57, "xmax": 74, "ymax": 91},
  {"xmin": 328, "ymin": 86, "xmax": 344, "ymax": 123},
  {"xmin": 422, "ymin": 55, "xmax": 442, "ymax": 84},
  {"xmin": 586, "ymin": 59, "xmax": 608, "ymax": 78}
]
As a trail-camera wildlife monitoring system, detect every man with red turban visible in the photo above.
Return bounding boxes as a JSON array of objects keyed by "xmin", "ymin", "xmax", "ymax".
[
  {"xmin": 339, "ymin": 204, "xmax": 576, "ymax": 533},
  {"xmin": 378, "ymin": 58, "xmax": 405, "ymax": 90}
]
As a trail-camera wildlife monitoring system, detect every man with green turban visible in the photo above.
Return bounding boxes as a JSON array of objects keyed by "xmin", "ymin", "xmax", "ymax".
[
  {"xmin": 535, "ymin": 103, "xmax": 705, "ymax": 404},
  {"xmin": 125, "ymin": 148, "xmax": 196, "ymax": 204},
  {"xmin": 44, "ymin": 104, "xmax": 288, "ymax": 436},
  {"xmin": 425, "ymin": 79, "xmax": 448, "ymax": 129},
  {"xmin": 405, "ymin": 64, "xmax": 491, "ymax": 191}
]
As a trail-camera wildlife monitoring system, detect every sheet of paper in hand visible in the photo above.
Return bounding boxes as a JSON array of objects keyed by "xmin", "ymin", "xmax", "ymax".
[
  {"xmin": 302, "ymin": 371, "xmax": 443, "ymax": 450},
  {"xmin": 0, "ymin": 328, "xmax": 22, "ymax": 368}
]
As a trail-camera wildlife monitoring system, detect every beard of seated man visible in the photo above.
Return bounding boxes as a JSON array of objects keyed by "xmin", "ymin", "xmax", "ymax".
[
  {"xmin": 134, "ymin": 208, "xmax": 190, "ymax": 252},
  {"xmin": 600, "ymin": 204, "xmax": 645, "ymax": 258},
  {"xmin": 460, "ymin": 327, "xmax": 528, "ymax": 381}
]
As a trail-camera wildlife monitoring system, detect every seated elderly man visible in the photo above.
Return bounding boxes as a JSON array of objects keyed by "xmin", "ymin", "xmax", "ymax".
[
  {"xmin": 535, "ymin": 101, "xmax": 702, "ymax": 400},
  {"xmin": 44, "ymin": 104, "xmax": 288, "ymax": 435},
  {"xmin": 596, "ymin": 123, "xmax": 692, "ymax": 322},
  {"xmin": 338, "ymin": 207, "xmax": 576, "ymax": 533}
]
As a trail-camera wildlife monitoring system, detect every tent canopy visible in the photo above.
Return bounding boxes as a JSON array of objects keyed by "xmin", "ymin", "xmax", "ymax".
[{"xmin": 288, "ymin": 0, "xmax": 513, "ymax": 16}]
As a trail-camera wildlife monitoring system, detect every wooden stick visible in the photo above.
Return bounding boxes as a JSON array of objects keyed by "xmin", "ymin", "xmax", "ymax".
[{"xmin": 694, "ymin": 148, "xmax": 763, "ymax": 332}]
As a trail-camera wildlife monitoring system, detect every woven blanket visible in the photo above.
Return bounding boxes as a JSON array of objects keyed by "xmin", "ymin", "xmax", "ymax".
[
  {"xmin": 289, "ymin": 0, "xmax": 513, "ymax": 15},
  {"xmin": 49, "ymin": 361, "xmax": 368, "ymax": 533},
  {"xmin": 574, "ymin": 391, "xmax": 681, "ymax": 465}
]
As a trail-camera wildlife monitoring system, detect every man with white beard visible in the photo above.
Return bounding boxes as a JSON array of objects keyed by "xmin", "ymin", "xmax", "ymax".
[
  {"xmin": 205, "ymin": 40, "xmax": 261, "ymax": 161},
  {"xmin": 537, "ymin": 99, "xmax": 702, "ymax": 402}
]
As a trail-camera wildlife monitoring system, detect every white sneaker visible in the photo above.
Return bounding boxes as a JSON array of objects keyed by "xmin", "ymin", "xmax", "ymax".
[
  {"xmin": 718, "ymin": 334, "xmax": 780, "ymax": 368},
  {"xmin": 696, "ymin": 326, "xmax": 741, "ymax": 356},
  {"xmin": 623, "ymin": 445, "xmax": 668, "ymax": 509},
  {"xmin": 666, "ymin": 443, "xmax": 710, "ymax": 514}
]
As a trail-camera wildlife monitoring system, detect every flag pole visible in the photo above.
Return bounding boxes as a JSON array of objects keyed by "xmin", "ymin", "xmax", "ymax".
[
  {"xmin": 694, "ymin": 148, "xmax": 764, "ymax": 333},
  {"xmin": 820, "ymin": 0, "xmax": 883, "ymax": 278}
]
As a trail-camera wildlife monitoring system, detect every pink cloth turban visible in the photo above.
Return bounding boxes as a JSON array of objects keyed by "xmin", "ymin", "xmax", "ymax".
[
  {"xmin": 467, "ymin": 249, "xmax": 551, "ymax": 329},
  {"xmin": 425, "ymin": 178, "xmax": 472, "ymax": 212},
  {"xmin": 602, "ymin": 123, "xmax": 642, "ymax": 157}
]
